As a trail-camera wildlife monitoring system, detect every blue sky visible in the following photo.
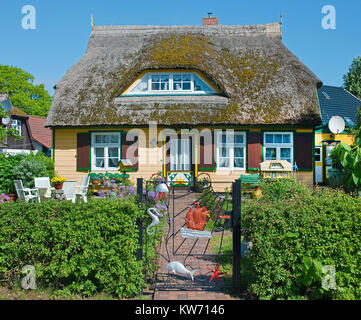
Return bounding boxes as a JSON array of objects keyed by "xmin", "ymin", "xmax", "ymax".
[{"xmin": 0, "ymin": 0, "xmax": 360, "ymax": 96}]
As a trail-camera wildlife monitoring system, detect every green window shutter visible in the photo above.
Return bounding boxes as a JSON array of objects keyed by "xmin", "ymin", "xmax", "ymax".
[
  {"xmin": 121, "ymin": 131, "xmax": 139, "ymax": 171},
  {"xmin": 77, "ymin": 132, "xmax": 90, "ymax": 171}
]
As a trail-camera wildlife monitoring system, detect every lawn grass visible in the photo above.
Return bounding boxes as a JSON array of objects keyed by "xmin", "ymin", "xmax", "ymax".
[{"xmin": 210, "ymin": 233, "xmax": 253, "ymax": 299}]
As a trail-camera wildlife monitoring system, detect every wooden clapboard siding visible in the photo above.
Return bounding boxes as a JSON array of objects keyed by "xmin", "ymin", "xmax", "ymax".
[
  {"xmin": 54, "ymin": 128, "xmax": 163, "ymax": 184},
  {"xmin": 296, "ymin": 171, "xmax": 314, "ymax": 188}
]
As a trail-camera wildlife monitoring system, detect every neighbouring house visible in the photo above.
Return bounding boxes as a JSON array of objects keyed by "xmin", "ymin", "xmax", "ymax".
[
  {"xmin": 46, "ymin": 16, "xmax": 322, "ymax": 190},
  {"xmin": 28, "ymin": 116, "xmax": 52, "ymax": 156},
  {"xmin": 315, "ymin": 85, "xmax": 361, "ymax": 184},
  {"xmin": 0, "ymin": 92, "xmax": 35, "ymax": 155},
  {"xmin": 0, "ymin": 93, "xmax": 52, "ymax": 156}
]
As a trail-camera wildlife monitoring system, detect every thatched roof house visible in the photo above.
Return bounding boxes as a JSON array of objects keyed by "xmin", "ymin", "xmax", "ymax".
[
  {"xmin": 46, "ymin": 22, "xmax": 322, "ymax": 128},
  {"xmin": 47, "ymin": 19, "xmax": 322, "ymax": 189}
]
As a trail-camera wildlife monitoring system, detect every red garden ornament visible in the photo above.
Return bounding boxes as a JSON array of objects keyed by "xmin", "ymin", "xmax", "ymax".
[
  {"xmin": 185, "ymin": 204, "xmax": 209, "ymax": 231},
  {"xmin": 207, "ymin": 262, "xmax": 226, "ymax": 284}
]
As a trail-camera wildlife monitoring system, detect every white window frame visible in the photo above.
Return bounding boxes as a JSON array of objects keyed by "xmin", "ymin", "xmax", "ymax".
[
  {"xmin": 263, "ymin": 132, "xmax": 294, "ymax": 164},
  {"xmin": 315, "ymin": 146, "xmax": 322, "ymax": 163},
  {"xmin": 11, "ymin": 119, "xmax": 22, "ymax": 136},
  {"xmin": 91, "ymin": 132, "xmax": 121, "ymax": 171},
  {"xmin": 216, "ymin": 131, "xmax": 246, "ymax": 171},
  {"xmin": 125, "ymin": 72, "xmax": 216, "ymax": 95}
]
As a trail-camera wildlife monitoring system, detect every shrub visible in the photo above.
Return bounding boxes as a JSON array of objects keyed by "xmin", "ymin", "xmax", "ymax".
[
  {"xmin": 243, "ymin": 179, "xmax": 361, "ymax": 300},
  {"xmin": 0, "ymin": 152, "xmax": 54, "ymax": 194},
  {"xmin": 257, "ymin": 178, "xmax": 310, "ymax": 201},
  {"xmin": 0, "ymin": 153, "xmax": 25, "ymax": 194},
  {"xmin": 12, "ymin": 159, "xmax": 48, "ymax": 188},
  {"xmin": 0, "ymin": 198, "xmax": 145, "ymax": 298}
]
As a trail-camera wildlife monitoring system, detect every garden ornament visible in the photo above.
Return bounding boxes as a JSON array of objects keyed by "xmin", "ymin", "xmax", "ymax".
[
  {"xmin": 180, "ymin": 228, "xmax": 212, "ymax": 239},
  {"xmin": 207, "ymin": 262, "xmax": 226, "ymax": 284},
  {"xmin": 155, "ymin": 182, "xmax": 169, "ymax": 202},
  {"xmin": 166, "ymin": 261, "xmax": 198, "ymax": 281},
  {"xmin": 146, "ymin": 207, "xmax": 160, "ymax": 235},
  {"xmin": 185, "ymin": 204, "xmax": 209, "ymax": 231}
]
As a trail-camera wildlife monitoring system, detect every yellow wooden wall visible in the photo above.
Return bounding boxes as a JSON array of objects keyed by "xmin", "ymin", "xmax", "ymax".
[
  {"xmin": 53, "ymin": 128, "xmax": 163, "ymax": 185},
  {"xmin": 315, "ymin": 133, "xmax": 355, "ymax": 146}
]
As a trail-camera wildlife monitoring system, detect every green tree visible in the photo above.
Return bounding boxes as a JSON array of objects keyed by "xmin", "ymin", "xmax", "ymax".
[
  {"xmin": 0, "ymin": 65, "xmax": 52, "ymax": 117},
  {"xmin": 344, "ymin": 56, "xmax": 361, "ymax": 100},
  {"xmin": 331, "ymin": 130, "xmax": 361, "ymax": 193}
]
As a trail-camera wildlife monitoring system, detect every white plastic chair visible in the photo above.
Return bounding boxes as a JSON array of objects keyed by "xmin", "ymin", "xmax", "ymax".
[
  {"xmin": 62, "ymin": 181, "xmax": 77, "ymax": 203},
  {"xmin": 14, "ymin": 180, "xmax": 40, "ymax": 203},
  {"xmin": 76, "ymin": 176, "xmax": 90, "ymax": 203},
  {"xmin": 34, "ymin": 177, "xmax": 55, "ymax": 199}
]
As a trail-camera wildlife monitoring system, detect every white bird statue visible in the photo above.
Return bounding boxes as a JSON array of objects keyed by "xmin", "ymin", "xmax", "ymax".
[
  {"xmin": 166, "ymin": 261, "xmax": 198, "ymax": 281},
  {"xmin": 146, "ymin": 207, "xmax": 160, "ymax": 235}
]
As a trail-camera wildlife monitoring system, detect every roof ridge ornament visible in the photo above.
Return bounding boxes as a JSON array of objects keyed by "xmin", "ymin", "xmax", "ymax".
[
  {"xmin": 280, "ymin": 10, "xmax": 283, "ymax": 26},
  {"xmin": 91, "ymin": 14, "xmax": 94, "ymax": 31}
]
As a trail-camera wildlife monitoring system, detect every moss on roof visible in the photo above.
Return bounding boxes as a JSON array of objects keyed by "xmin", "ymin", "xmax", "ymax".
[{"xmin": 46, "ymin": 24, "xmax": 322, "ymax": 127}]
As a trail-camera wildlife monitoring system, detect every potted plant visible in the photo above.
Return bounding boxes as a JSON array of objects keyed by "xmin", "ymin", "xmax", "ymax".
[{"xmin": 51, "ymin": 176, "xmax": 66, "ymax": 190}]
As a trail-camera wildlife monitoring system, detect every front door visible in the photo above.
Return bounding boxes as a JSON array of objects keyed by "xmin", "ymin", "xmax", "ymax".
[{"xmin": 167, "ymin": 137, "xmax": 193, "ymax": 187}]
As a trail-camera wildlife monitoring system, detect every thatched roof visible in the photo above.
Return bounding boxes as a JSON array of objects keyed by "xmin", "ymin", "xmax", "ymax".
[{"xmin": 46, "ymin": 23, "xmax": 322, "ymax": 128}]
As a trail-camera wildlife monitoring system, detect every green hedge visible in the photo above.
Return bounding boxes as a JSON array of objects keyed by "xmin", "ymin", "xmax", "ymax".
[
  {"xmin": 243, "ymin": 179, "xmax": 361, "ymax": 300},
  {"xmin": 0, "ymin": 198, "xmax": 145, "ymax": 298}
]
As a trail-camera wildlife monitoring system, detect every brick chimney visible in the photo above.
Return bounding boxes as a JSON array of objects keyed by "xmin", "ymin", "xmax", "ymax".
[{"xmin": 203, "ymin": 13, "xmax": 218, "ymax": 26}]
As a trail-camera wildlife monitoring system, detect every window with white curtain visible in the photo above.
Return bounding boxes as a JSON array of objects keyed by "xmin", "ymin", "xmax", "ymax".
[
  {"xmin": 124, "ymin": 72, "xmax": 216, "ymax": 95},
  {"xmin": 263, "ymin": 132, "xmax": 293, "ymax": 164},
  {"xmin": 216, "ymin": 131, "xmax": 246, "ymax": 170},
  {"xmin": 91, "ymin": 132, "xmax": 120, "ymax": 171},
  {"xmin": 170, "ymin": 138, "xmax": 191, "ymax": 171}
]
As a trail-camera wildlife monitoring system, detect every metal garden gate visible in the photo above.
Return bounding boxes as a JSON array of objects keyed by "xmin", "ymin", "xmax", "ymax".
[{"xmin": 137, "ymin": 175, "xmax": 241, "ymax": 294}]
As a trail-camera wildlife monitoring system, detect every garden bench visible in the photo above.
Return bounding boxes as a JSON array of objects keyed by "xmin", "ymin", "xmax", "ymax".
[{"xmin": 239, "ymin": 174, "xmax": 260, "ymax": 199}]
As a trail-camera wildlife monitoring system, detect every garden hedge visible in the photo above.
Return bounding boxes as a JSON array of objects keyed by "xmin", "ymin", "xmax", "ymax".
[
  {"xmin": 243, "ymin": 179, "xmax": 361, "ymax": 300},
  {"xmin": 0, "ymin": 198, "xmax": 145, "ymax": 298}
]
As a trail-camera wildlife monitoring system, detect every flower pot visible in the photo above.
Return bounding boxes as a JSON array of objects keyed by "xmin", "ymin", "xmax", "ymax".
[
  {"xmin": 8, "ymin": 194, "xmax": 17, "ymax": 202},
  {"xmin": 54, "ymin": 184, "xmax": 63, "ymax": 190}
]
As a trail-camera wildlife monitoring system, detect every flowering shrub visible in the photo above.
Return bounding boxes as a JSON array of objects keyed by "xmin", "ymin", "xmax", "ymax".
[
  {"xmin": 97, "ymin": 183, "xmax": 136, "ymax": 200},
  {"xmin": 0, "ymin": 193, "xmax": 10, "ymax": 204}
]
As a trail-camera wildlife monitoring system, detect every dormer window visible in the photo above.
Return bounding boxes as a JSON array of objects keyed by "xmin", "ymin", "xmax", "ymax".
[
  {"xmin": 122, "ymin": 71, "xmax": 218, "ymax": 96},
  {"xmin": 151, "ymin": 74, "xmax": 170, "ymax": 91}
]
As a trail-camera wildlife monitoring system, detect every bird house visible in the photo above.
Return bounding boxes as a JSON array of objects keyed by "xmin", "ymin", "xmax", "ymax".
[{"xmin": 260, "ymin": 160, "xmax": 293, "ymax": 180}]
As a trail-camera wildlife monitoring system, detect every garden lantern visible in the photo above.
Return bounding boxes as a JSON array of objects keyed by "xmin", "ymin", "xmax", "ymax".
[{"xmin": 155, "ymin": 182, "xmax": 169, "ymax": 202}]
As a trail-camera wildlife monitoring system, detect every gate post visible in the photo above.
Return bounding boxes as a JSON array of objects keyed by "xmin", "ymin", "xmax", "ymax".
[
  {"xmin": 136, "ymin": 178, "xmax": 143, "ymax": 262},
  {"xmin": 232, "ymin": 179, "xmax": 241, "ymax": 293}
]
